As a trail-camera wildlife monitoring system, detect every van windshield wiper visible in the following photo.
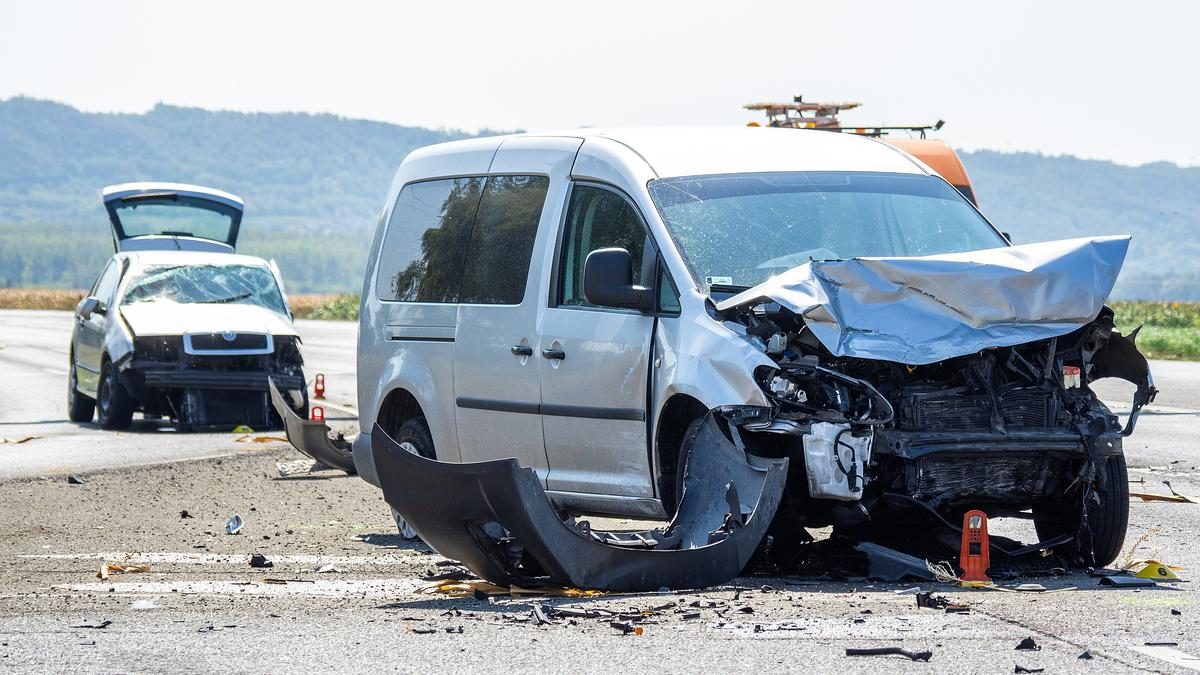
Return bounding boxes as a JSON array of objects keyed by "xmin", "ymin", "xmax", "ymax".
[{"xmin": 198, "ymin": 292, "xmax": 252, "ymax": 304}]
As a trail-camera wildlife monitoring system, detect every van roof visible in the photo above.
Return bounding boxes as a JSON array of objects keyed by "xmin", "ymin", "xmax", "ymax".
[{"xmin": 405, "ymin": 126, "xmax": 930, "ymax": 180}]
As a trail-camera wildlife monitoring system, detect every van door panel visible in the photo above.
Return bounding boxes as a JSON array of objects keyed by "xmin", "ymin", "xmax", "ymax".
[
  {"xmin": 538, "ymin": 311, "xmax": 655, "ymax": 497},
  {"xmin": 452, "ymin": 137, "xmax": 583, "ymax": 483}
]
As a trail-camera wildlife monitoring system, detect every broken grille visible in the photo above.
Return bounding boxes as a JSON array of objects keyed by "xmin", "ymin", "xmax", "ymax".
[
  {"xmin": 183, "ymin": 332, "xmax": 273, "ymax": 355},
  {"xmin": 902, "ymin": 387, "xmax": 1056, "ymax": 431}
]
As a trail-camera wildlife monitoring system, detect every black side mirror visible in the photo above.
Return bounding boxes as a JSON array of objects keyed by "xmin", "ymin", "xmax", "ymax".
[
  {"xmin": 583, "ymin": 248, "xmax": 653, "ymax": 311},
  {"xmin": 78, "ymin": 296, "xmax": 105, "ymax": 319}
]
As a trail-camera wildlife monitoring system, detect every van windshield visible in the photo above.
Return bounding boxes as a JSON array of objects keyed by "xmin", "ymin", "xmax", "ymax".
[
  {"xmin": 121, "ymin": 264, "xmax": 287, "ymax": 315},
  {"xmin": 648, "ymin": 172, "xmax": 1007, "ymax": 289}
]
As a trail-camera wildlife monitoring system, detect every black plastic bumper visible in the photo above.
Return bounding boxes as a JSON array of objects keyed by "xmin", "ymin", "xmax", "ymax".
[
  {"xmin": 372, "ymin": 414, "xmax": 787, "ymax": 592},
  {"xmin": 268, "ymin": 378, "xmax": 356, "ymax": 474}
]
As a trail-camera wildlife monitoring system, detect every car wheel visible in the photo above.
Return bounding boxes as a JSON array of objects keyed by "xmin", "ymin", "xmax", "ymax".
[
  {"xmin": 66, "ymin": 355, "xmax": 95, "ymax": 423},
  {"xmin": 391, "ymin": 417, "xmax": 435, "ymax": 540},
  {"xmin": 1034, "ymin": 454, "xmax": 1129, "ymax": 566},
  {"xmin": 96, "ymin": 360, "xmax": 134, "ymax": 430}
]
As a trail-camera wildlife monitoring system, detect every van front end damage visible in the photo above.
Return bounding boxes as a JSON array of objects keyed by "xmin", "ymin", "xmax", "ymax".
[{"xmin": 373, "ymin": 414, "xmax": 787, "ymax": 592}]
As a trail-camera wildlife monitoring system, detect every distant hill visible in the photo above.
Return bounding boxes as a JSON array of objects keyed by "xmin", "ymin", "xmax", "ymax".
[{"xmin": 2, "ymin": 98, "xmax": 1197, "ymax": 298}]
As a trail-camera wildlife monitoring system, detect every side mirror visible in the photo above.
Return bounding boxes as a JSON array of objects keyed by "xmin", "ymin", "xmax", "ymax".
[
  {"xmin": 78, "ymin": 296, "xmax": 105, "ymax": 319},
  {"xmin": 583, "ymin": 248, "xmax": 653, "ymax": 311}
]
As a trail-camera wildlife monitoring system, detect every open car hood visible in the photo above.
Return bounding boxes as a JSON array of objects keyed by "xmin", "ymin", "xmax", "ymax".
[
  {"xmin": 715, "ymin": 236, "xmax": 1131, "ymax": 365},
  {"xmin": 102, "ymin": 182, "xmax": 244, "ymax": 253}
]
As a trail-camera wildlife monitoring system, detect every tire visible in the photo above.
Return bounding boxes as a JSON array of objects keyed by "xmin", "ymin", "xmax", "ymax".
[
  {"xmin": 66, "ymin": 356, "xmax": 95, "ymax": 423},
  {"xmin": 96, "ymin": 360, "xmax": 134, "ymax": 430},
  {"xmin": 391, "ymin": 417, "xmax": 435, "ymax": 540},
  {"xmin": 672, "ymin": 417, "xmax": 706, "ymax": 515},
  {"xmin": 1034, "ymin": 454, "xmax": 1129, "ymax": 566}
]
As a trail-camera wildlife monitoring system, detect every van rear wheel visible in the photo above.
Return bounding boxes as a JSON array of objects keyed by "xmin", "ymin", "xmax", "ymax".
[{"xmin": 390, "ymin": 417, "xmax": 435, "ymax": 541}]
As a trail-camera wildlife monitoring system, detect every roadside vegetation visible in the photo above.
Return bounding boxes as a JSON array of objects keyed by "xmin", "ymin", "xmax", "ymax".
[
  {"xmin": 1110, "ymin": 300, "xmax": 1200, "ymax": 361},
  {"xmin": 3, "ymin": 290, "xmax": 1192, "ymax": 360}
]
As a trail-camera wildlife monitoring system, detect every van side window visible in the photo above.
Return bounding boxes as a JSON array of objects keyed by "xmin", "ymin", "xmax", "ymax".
[
  {"xmin": 458, "ymin": 176, "xmax": 550, "ymax": 304},
  {"xmin": 375, "ymin": 177, "xmax": 483, "ymax": 302},
  {"xmin": 558, "ymin": 185, "xmax": 647, "ymax": 308},
  {"xmin": 657, "ymin": 264, "xmax": 681, "ymax": 314}
]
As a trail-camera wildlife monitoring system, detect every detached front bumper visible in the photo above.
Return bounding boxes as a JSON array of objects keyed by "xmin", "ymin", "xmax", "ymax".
[
  {"xmin": 268, "ymin": 378, "xmax": 357, "ymax": 474},
  {"xmin": 373, "ymin": 414, "xmax": 787, "ymax": 592}
]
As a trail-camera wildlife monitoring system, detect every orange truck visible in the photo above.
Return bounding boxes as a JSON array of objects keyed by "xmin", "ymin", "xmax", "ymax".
[{"xmin": 745, "ymin": 98, "xmax": 978, "ymax": 206}]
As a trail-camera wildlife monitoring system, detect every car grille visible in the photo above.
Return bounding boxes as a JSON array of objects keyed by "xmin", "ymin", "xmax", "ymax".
[
  {"xmin": 912, "ymin": 455, "xmax": 1049, "ymax": 500},
  {"xmin": 183, "ymin": 332, "xmax": 272, "ymax": 355},
  {"xmin": 902, "ymin": 387, "xmax": 1057, "ymax": 431}
]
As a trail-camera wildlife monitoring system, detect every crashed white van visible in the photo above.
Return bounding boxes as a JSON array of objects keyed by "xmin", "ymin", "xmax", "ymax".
[{"xmin": 275, "ymin": 128, "xmax": 1155, "ymax": 591}]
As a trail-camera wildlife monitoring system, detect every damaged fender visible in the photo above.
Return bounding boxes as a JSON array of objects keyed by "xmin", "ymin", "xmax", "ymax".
[
  {"xmin": 373, "ymin": 414, "xmax": 787, "ymax": 591},
  {"xmin": 268, "ymin": 378, "xmax": 356, "ymax": 474}
]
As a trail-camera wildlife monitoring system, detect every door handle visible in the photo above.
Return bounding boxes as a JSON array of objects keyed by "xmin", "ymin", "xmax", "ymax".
[
  {"xmin": 541, "ymin": 348, "xmax": 566, "ymax": 361},
  {"xmin": 510, "ymin": 345, "xmax": 533, "ymax": 357}
]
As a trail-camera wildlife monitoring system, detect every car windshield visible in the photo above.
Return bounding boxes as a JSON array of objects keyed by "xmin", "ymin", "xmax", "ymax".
[
  {"xmin": 648, "ymin": 171, "xmax": 1007, "ymax": 289},
  {"xmin": 121, "ymin": 264, "xmax": 287, "ymax": 315}
]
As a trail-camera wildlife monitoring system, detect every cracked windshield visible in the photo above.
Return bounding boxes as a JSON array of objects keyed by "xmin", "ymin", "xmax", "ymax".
[
  {"xmin": 121, "ymin": 264, "xmax": 287, "ymax": 314},
  {"xmin": 649, "ymin": 171, "xmax": 1007, "ymax": 288}
]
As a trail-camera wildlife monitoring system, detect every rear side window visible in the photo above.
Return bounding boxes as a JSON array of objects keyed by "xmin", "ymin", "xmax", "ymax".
[
  {"xmin": 91, "ymin": 260, "xmax": 121, "ymax": 305},
  {"xmin": 458, "ymin": 176, "xmax": 550, "ymax": 304},
  {"xmin": 375, "ymin": 177, "xmax": 483, "ymax": 302}
]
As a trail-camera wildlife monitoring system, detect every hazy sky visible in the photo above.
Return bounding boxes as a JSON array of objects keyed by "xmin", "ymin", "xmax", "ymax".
[{"xmin": 2, "ymin": 0, "xmax": 1196, "ymax": 166}]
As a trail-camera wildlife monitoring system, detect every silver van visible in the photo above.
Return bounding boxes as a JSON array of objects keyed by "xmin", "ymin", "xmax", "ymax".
[{"xmin": 275, "ymin": 127, "xmax": 1154, "ymax": 591}]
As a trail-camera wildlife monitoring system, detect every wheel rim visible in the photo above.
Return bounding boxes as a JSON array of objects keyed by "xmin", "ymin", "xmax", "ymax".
[
  {"xmin": 97, "ymin": 370, "xmax": 112, "ymax": 417},
  {"xmin": 393, "ymin": 441, "xmax": 422, "ymax": 539}
]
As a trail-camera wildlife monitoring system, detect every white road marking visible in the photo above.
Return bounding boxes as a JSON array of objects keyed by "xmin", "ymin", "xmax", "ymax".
[
  {"xmin": 52, "ymin": 578, "xmax": 423, "ymax": 597},
  {"xmin": 1130, "ymin": 645, "xmax": 1200, "ymax": 671}
]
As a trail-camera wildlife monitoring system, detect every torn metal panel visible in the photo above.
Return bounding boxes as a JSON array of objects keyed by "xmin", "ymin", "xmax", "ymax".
[
  {"xmin": 716, "ymin": 236, "xmax": 1130, "ymax": 365},
  {"xmin": 373, "ymin": 414, "xmax": 787, "ymax": 592},
  {"xmin": 268, "ymin": 378, "xmax": 356, "ymax": 474}
]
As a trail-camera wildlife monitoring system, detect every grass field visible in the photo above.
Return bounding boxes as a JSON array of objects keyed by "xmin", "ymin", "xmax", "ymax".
[{"xmin": 2, "ymin": 290, "xmax": 1195, "ymax": 360}]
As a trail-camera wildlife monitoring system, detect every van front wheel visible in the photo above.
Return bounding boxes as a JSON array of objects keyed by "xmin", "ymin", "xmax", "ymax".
[{"xmin": 391, "ymin": 417, "xmax": 435, "ymax": 541}]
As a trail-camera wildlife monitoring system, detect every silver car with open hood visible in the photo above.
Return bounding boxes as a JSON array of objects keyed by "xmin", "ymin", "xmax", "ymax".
[
  {"xmin": 275, "ymin": 128, "xmax": 1155, "ymax": 591},
  {"xmin": 70, "ymin": 182, "xmax": 308, "ymax": 431}
]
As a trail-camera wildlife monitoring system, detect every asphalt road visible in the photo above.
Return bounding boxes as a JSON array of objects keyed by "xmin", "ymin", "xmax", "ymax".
[{"xmin": 1, "ymin": 309, "xmax": 1199, "ymax": 673}]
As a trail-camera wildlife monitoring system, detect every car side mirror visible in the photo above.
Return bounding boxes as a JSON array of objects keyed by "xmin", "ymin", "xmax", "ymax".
[
  {"xmin": 584, "ymin": 248, "xmax": 653, "ymax": 311},
  {"xmin": 78, "ymin": 296, "xmax": 105, "ymax": 319}
]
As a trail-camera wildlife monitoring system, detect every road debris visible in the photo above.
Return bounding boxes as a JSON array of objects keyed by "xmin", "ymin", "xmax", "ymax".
[
  {"xmin": 71, "ymin": 620, "xmax": 112, "ymax": 629},
  {"xmin": 0, "ymin": 436, "xmax": 39, "ymax": 444},
  {"xmin": 249, "ymin": 554, "xmax": 273, "ymax": 568},
  {"xmin": 1098, "ymin": 575, "xmax": 1156, "ymax": 588},
  {"xmin": 97, "ymin": 562, "xmax": 150, "ymax": 580},
  {"xmin": 131, "ymin": 599, "xmax": 159, "ymax": 610},
  {"xmin": 845, "ymin": 647, "xmax": 932, "ymax": 662},
  {"xmin": 1130, "ymin": 481, "xmax": 1199, "ymax": 504},
  {"xmin": 180, "ymin": 510, "xmax": 193, "ymax": 519},
  {"xmin": 236, "ymin": 434, "xmax": 288, "ymax": 444},
  {"xmin": 314, "ymin": 563, "xmax": 345, "ymax": 573},
  {"xmin": 1015, "ymin": 637, "xmax": 1041, "ymax": 651},
  {"xmin": 855, "ymin": 543, "xmax": 936, "ymax": 582},
  {"xmin": 915, "ymin": 591, "xmax": 949, "ymax": 609},
  {"xmin": 67, "ymin": 474, "xmax": 86, "ymax": 484},
  {"xmin": 609, "ymin": 620, "xmax": 644, "ymax": 636},
  {"xmin": 225, "ymin": 514, "xmax": 243, "ymax": 535},
  {"xmin": 1078, "ymin": 651, "xmax": 1094, "ymax": 660},
  {"xmin": 1014, "ymin": 665, "xmax": 1045, "ymax": 673}
]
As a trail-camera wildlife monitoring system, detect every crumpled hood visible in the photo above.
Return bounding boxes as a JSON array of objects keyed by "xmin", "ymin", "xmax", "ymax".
[
  {"xmin": 120, "ymin": 302, "xmax": 298, "ymax": 338},
  {"xmin": 715, "ymin": 236, "xmax": 1131, "ymax": 365}
]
